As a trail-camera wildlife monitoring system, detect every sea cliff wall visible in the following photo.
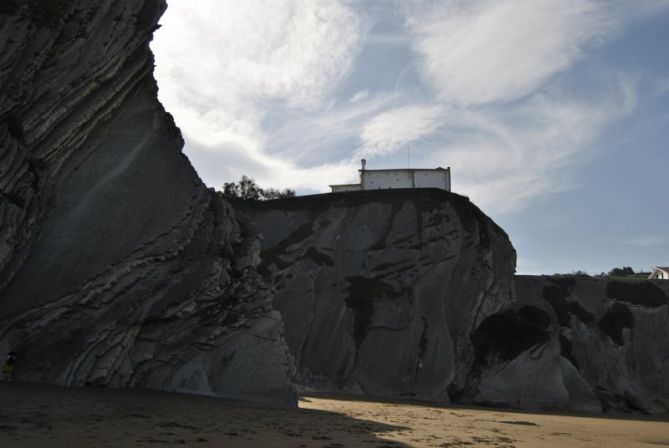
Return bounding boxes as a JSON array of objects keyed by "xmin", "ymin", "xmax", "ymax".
[
  {"xmin": 238, "ymin": 189, "xmax": 516, "ymax": 403},
  {"xmin": 0, "ymin": 0, "xmax": 295, "ymax": 406},
  {"xmin": 240, "ymin": 191, "xmax": 669, "ymax": 413}
]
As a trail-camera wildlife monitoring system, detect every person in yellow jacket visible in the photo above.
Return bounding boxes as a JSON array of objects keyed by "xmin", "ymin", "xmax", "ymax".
[{"xmin": 2, "ymin": 352, "xmax": 16, "ymax": 381}]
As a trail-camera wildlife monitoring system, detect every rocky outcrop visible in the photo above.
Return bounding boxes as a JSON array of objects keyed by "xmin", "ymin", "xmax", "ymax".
[
  {"xmin": 238, "ymin": 189, "xmax": 516, "ymax": 402},
  {"xmin": 0, "ymin": 1, "xmax": 294, "ymax": 405},
  {"xmin": 240, "ymin": 191, "xmax": 669, "ymax": 414},
  {"xmin": 502, "ymin": 275, "xmax": 669, "ymax": 413}
]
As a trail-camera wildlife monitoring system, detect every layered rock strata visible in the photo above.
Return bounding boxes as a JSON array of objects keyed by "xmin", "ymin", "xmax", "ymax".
[{"xmin": 0, "ymin": 1, "xmax": 294, "ymax": 405}]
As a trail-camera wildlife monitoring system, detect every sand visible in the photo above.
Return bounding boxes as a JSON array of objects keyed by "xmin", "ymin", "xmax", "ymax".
[{"xmin": 0, "ymin": 382, "xmax": 667, "ymax": 447}]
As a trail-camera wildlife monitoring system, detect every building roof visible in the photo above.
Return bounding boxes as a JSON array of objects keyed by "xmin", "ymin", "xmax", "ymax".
[
  {"xmin": 653, "ymin": 267, "xmax": 669, "ymax": 272},
  {"xmin": 358, "ymin": 167, "xmax": 449, "ymax": 173}
]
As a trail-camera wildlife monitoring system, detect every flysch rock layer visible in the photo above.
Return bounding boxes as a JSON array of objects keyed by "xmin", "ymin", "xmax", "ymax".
[
  {"xmin": 240, "ymin": 191, "xmax": 669, "ymax": 414},
  {"xmin": 0, "ymin": 1, "xmax": 295, "ymax": 406},
  {"xmin": 237, "ymin": 189, "xmax": 516, "ymax": 403}
]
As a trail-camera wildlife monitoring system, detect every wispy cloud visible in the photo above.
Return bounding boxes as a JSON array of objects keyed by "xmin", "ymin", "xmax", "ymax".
[
  {"xmin": 404, "ymin": 0, "xmax": 619, "ymax": 105},
  {"xmin": 422, "ymin": 73, "xmax": 638, "ymax": 213},
  {"xmin": 359, "ymin": 104, "xmax": 444, "ymax": 158},
  {"xmin": 152, "ymin": 0, "xmax": 367, "ymax": 151},
  {"xmin": 151, "ymin": 0, "xmax": 665, "ymax": 216},
  {"xmin": 186, "ymin": 136, "xmax": 361, "ymax": 193}
]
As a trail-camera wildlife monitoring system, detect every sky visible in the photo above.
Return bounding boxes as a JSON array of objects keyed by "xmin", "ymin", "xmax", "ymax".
[{"xmin": 151, "ymin": 0, "xmax": 669, "ymax": 275}]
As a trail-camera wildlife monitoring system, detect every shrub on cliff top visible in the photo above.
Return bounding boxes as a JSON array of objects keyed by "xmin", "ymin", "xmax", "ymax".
[{"xmin": 220, "ymin": 175, "xmax": 295, "ymax": 201}]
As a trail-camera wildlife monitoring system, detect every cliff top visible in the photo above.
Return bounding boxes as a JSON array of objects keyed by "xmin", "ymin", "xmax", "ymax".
[{"xmin": 232, "ymin": 188, "xmax": 511, "ymax": 244}]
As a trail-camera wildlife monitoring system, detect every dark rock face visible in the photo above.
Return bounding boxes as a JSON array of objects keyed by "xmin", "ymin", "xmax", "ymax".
[
  {"xmin": 3, "ymin": 1, "xmax": 667, "ymax": 416},
  {"xmin": 240, "ymin": 192, "xmax": 669, "ymax": 414},
  {"xmin": 511, "ymin": 275, "xmax": 669, "ymax": 413},
  {"xmin": 238, "ymin": 189, "xmax": 516, "ymax": 402},
  {"xmin": 0, "ymin": 1, "xmax": 294, "ymax": 405}
]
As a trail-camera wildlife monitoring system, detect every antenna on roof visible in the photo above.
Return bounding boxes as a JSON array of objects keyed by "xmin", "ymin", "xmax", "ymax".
[{"xmin": 407, "ymin": 146, "xmax": 411, "ymax": 169}]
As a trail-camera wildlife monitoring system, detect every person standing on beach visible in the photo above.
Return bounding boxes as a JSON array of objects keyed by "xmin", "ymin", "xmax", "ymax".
[{"xmin": 2, "ymin": 352, "xmax": 16, "ymax": 381}]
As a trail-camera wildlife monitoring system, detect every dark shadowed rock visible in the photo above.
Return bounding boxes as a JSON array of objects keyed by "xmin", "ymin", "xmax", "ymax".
[
  {"xmin": 515, "ymin": 275, "xmax": 669, "ymax": 414},
  {"xmin": 237, "ymin": 189, "xmax": 516, "ymax": 402},
  {"xmin": 606, "ymin": 281, "xmax": 668, "ymax": 308},
  {"xmin": 0, "ymin": 0, "xmax": 294, "ymax": 406},
  {"xmin": 239, "ymin": 191, "xmax": 669, "ymax": 414}
]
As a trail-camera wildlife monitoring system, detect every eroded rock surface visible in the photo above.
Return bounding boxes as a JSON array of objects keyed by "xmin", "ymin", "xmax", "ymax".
[
  {"xmin": 0, "ymin": 1, "xmax": 294, "ymax": 406},
  {"xmin": 240, "ymin": 192, "xmax": 669, "ymax": 414},
  {"xmin": 504, "ymin": 275, "xmax": 669, "ymax": 413},
  {"xmin": 238, "ymin": 189, "xmax": 516, "ymax": 402}
]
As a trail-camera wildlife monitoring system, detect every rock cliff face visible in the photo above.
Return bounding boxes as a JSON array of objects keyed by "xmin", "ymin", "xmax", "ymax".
[
  {"xmin": 0, "ymin": 1, "xmax": 294, "ymax": 405},
  {"xmin": 505, "ymin": 275, "xmax": 669, "ymax": 413},
  {"xmin": 238, "ymin": 189, "xmax": 516, "ymax": 402},
  {"xmin": 3, "ymin": 0, "xmax": 666, "ymax": 415},
  {"xmin": 240, "ymin": 192, "xmax": 669, "ymax": 414}
]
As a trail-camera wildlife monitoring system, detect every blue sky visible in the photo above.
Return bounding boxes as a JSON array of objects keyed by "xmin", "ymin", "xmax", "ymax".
[{"xmin": 151, "ymin": 0, "xmax": 669, "ymax": 275}]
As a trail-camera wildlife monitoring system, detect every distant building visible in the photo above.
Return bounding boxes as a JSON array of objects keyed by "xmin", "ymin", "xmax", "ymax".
[
  {"xmin": 330, "ymin": 159, "xmax": 451, "ymax": 193},
  {"xmin": 649, "ymin": 267, "xmax": 669, "ymax": 280}
]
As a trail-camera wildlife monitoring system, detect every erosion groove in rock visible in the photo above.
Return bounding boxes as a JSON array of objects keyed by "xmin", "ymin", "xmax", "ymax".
[{"xmin": 0, "ymin": 0, "xmax": 295, "ymax": 406}]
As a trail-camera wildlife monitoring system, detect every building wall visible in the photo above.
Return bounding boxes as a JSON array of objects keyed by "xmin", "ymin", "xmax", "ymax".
[
  {"xmin": 414, "ymin": 171, "xmax": 451, "ymax": 190},
  {"xmin": 331, "ymin": 184, "xmax": 362, "ymax": 193},
  {"xmin": 650, "ymin": 269, "xmax": 669, "ymax": 280},
  {"xmin": 361, "ymin": 170, "xmax": 450, "ymax": 191}
]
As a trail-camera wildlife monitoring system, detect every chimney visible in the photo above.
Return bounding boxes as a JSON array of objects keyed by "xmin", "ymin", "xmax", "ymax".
[{"xmin": 361, "ymin": 159, "xmax": 366, "ymax": 171}]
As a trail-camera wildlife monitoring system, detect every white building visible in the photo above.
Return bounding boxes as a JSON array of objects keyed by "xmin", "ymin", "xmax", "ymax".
[
  {"xmin": 330, "ymin": 160, "xmax": 451, "ymax": 193},
  {"xmin": 649, "ymin": 267, "xmax": 669, "ymax": 280}
]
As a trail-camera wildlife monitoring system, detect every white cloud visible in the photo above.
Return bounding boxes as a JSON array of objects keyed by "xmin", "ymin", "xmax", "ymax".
[
  {"xmin": 186, "ymin": 136, "xmax": 361, "ymax": 193},
  {"xmin": 405, "ymin": 0, "xmax": 619, "ymax": 105},
  {"xmin": 152, "ymin": 0, "xmax": 366, "ymax": 152},
  {"xmin": 265, "ymin": 91, "xmax": 401, "ymax": 164},
  {"xmin": 350, "ymin": 90, "xmax": 369, "ymax": 103},
  {"xmin": 423, "ymin": 74, "xmax": 638, "ymax": 213},
  {"xmin": 150, "ymin": 0, "xmax": 660, "ymax": 217},
  {"xmin": 359, "ymin": 104, "xmax": 444, "ymax": 157}
]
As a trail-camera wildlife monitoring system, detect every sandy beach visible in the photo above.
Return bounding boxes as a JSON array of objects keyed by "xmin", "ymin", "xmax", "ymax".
[{"xmin": 0, "ymin": 382, "xmax": 667, "ymax": 447}]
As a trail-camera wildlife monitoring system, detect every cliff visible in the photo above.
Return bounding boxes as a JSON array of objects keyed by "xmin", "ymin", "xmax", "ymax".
[
  {"xmin": 240, "ymin": 191, "xmax": 669, "ymax": 414},
  {"xmin": 237, "ymin": 189, "xmax": 516, "ymax": 402},
  {"xmin": 0, "ymin": 1, "xmax": 294, "ymax": 405},
  {"xmin": 3, "ymin": 0, "xmax": 667, "ymax": 415}
]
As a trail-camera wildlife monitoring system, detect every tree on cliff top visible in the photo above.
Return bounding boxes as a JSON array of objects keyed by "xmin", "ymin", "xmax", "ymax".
[
  {"xmin": 608, "ymin": 267, "xmax": 635, "ymax": 277},
  {"xmin": 221, "ymin": 175, "xmax": 295, "ymax": 201}
]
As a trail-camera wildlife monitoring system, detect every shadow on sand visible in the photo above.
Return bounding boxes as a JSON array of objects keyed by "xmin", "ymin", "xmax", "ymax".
[{"xmin": 0, "ymin": 382, "xmax": 411, "ymax": 448}]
